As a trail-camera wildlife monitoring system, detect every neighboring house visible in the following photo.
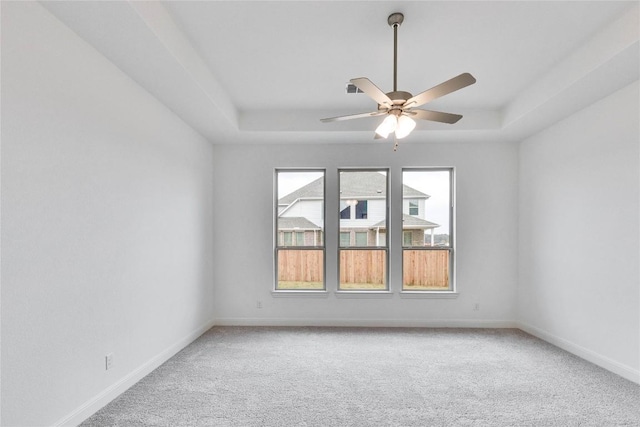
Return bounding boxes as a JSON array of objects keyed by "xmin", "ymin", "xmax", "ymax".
[
  {"xmin": 277, "ymin": 217, "xmax": 323, "ymax": 246},
  {"xmin": 277, "ymin": 177, "xmax": 324, "ymax": 246},
  {"xmin": 277, "ymin": 171, "xmax": 439, "ymax": 247}
]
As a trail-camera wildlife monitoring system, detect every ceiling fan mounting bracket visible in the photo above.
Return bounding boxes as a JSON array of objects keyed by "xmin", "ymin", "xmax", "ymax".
[{"xmin": 387, "ymin": 13, "xmax": 404, "ymax": 28}]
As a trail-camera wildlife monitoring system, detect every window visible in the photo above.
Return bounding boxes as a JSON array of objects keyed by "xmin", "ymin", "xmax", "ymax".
[
  {"xmin": 355, "ymin": 200, "xmax": 368, "ymax": 219},
  {"xmin": 409, "ymin": 200, "xmax": 419, "ymax": 216},
  {"xmin": 402, "ymin": 169, "xmax": 453, "ymax": 291},
  {"xmin": 340, "ymin": 232, "xmax": 351, "ymax": 247},
  {"xmin": 340, "ymin": 203, "xmax": 351, "ymax": 219},
  {"xmin": 275, "ymin": 170, "xmax": 325, "ymax": 290},
  {"xmin": 283, "ymin": 232, "xmax": 292, "ymax": 246},
  {"xmin": 403, "ymin": 231, "xmax": 413, "ymax": 246},
  {"xmin": 339, "ymin": 170, "xmax": 388, "ymax": 290},
  {"xmin": 355, "ymin": 232, "xmax": 368, "ymax": 246}
]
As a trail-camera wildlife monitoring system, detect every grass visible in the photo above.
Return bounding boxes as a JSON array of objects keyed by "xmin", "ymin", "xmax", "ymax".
[
  {"xmin": 277, "ymin": 282, "xmax": 449, "ymax": 291},
  {"xmin": 277, "ymin": 281, "xmax": 324, "ymax": 290},
  {"xmin": 277, "ymin": 281, "xmax": 386, "ymax": 290},
  {"xmin": 339, "ymin": 282, "xmax": 386, "ymax": 290},
  {"xmin": 403, "ymin": 284, "xmax": 450, "ymax": 291}
]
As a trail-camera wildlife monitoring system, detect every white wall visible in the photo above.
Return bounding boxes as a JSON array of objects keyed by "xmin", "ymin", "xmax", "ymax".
[
  {"xmin": 1, "ymin": 2, "xmax": 215, "ymax": 426},
  {"xmin": 518, "ymin": 80, "xmax": 640, "ymax": 382},
  {"xmin": 212, "ymin": 141, "xmax": 519, "ymax": 326}
]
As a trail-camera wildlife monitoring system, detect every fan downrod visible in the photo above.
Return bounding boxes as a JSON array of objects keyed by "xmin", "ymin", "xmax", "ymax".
[{"xmin": 387, "ymin": 13, "xmax": 404, "ymax": 91}]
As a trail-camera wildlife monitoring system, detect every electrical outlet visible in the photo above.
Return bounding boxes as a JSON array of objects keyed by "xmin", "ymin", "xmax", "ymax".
[
  {"xmin": 473, "ymin": 303, "xmax": 480, "ymax": 311},
  {"xmin": 256, "ymin": 300, "xmax": 262, "ymax": 309},
  {"xmin": 105, "ymin": 353, "xmax": 113, "ymax": 370}
]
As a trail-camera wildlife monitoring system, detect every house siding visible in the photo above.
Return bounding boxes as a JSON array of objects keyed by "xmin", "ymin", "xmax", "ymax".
[
  {"xmin": 339, "ymin": 199, "xmax": 386, "ymax": 228},
  {"xmin": 280, "ymin": 199, "xmax": 323, "ymax": 228}
]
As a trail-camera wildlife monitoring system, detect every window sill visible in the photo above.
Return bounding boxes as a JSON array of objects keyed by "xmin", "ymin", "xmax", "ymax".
[
  {"xmin": 399, "ymin": 291, "xmax": 459, "ymax": 299},
  {"xmin": 334, "ymin": 291, "xmax": 394, "ymax": 299},
  {"xmin": 271, "ymin": 290, "xmax": 329, "ymax": 298}
]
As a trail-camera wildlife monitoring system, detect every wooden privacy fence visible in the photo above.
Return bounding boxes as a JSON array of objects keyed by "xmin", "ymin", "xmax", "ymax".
[
  {"xmin": 278, "ymin": 250, "xmax": 323, "ymax": 282},
  {"xmin": 403, "ymin": 250, "xmax": 449, "ymax": 288},
  {"xmin": 278, "ymin": 249, "xmax": 449, "ymax": 287},
  {"xmin": 339, "ymin": 250, "xmax": 386, "ymax": 284}
]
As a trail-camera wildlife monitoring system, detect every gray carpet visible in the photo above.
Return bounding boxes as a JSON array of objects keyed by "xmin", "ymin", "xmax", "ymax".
[{"xmin": 82, "ymin": 327, "xmax": 640, "ymax": 426}]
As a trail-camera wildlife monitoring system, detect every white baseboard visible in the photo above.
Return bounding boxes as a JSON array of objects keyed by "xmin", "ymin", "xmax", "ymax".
[
  {"xmin": 214, "ymin": 317, "xmax": 518, "ymax": 328},
  {"xmin": 54, "ymin": 318, "xmax": 217, "ymax": 427},
  {"xmin": 52, "ymin": 318, "xmax": 637, "ymax": 427},
  {"xmin": 517, "ymin": 321, "xmax": 640, "ymax": 384}
]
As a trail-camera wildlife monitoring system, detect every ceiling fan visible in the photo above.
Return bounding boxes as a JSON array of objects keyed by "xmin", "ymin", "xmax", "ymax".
[{"xmin": 321, "ymin": 13, "xmax": 476, "ymax": 146}]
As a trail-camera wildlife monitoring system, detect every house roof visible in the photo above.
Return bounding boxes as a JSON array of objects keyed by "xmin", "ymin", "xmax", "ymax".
[
  {"xmin": 279, "ymin": 172, "xmax": 428, "ymax": 205},
  {"xmin": 278, "ymin": 176, "xmax": 324, "ymax": 206},
  {"xmin": 339, "ymin": 171, "xmax": 388, "ymax": 198},
  {"xmin": 372, "ymin": 214, "xmax": 439, "ymax": 230},
  {"xmin": 277, "ymin": 217, "xmax": 321, "ymax": 230}
]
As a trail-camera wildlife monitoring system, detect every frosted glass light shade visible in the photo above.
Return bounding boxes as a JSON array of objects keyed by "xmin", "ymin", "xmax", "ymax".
[
  {"xmin": 395, "ymin": 115, "xmax": 416, "ymax": 139},
  {"xmin": 375, "ymin": 115, "xmax": 398, "ymax": 138}
]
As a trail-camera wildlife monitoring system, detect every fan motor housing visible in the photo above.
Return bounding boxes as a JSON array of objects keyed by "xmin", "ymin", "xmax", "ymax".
[{"xmin": 378, "ymin": 90, "xmax": 412, "ymax": 109}]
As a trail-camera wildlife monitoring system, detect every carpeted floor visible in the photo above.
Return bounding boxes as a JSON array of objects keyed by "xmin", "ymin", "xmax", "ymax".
[{"xmin": 81, "ymin": 327, "xmax": 640, "ymax": 426}]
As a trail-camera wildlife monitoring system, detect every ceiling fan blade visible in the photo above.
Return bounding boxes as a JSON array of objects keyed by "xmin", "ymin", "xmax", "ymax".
[
  {"xmin": 320, "ymin": 110, "xmax": 387, "ymax": 123},
  {"xmin": 350, "ymin": 78, "xmax": 393, "ymax": 107},
  {"xmin": 405, "ymin": 73, "xmax": 476, "ymax": 108},
  {"xmin": 408, "ymin": 109, "xmax": 463, "ymax": 124}
]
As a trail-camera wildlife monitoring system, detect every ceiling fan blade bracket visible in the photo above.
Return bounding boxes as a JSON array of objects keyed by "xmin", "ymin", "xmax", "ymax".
[{"xmin": 403, "ymin": 100, "xmax": 417, "ymax": 109}]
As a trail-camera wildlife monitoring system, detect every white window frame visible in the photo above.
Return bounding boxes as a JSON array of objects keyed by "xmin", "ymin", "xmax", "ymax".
[
  {"xmin": 274, "ymin": 169, "xmax": 326, "ymax": 292},
  {"xmin": 338, "ymin": 168, "xmax": 389, "ymax": 292},
  {"xmin": 401, "ymin": 168, "xmax": 455, "ymax": 293}
]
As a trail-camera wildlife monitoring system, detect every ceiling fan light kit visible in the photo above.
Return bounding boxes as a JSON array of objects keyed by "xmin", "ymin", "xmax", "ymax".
[{"xmin": 321, "ymin": 12, "xmax": 476, "ymax": 148}]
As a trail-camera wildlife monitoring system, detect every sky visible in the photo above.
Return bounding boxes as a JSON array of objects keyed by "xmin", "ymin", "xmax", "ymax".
[
  {"xmin": 402, "ymin": 170, "xmax": 450, "ymax": 233},
  {"xmin": 278, "ymin": 171, "xmax": 323, "ymax": 198},
  {"xmin": 278, "ymin": 170, "xmax": 451, "ymax": 234}
]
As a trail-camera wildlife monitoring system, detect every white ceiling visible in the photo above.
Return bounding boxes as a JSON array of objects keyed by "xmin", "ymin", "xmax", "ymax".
[{"xmin": 41, "ymin": 1, "xmax": 639, "ymax": 145}]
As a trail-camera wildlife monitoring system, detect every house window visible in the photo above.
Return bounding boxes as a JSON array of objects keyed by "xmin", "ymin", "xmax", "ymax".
[
  {"xmin": 355, "ymin": 200, "xmax": 368, "ymax": 219},
  {"xmin": 340, "ymin": 204, "xmax": 351, "ymax": 219},
  {"xmin": 340, "ymin": 232, "xmax": 351, "ymax": 247},
  {"xmin": 403, "ymin": 231, "xmax": 412, "ymax": 246},
  {"xmin": 355, "ymin": 232, "xmax": 368, "ymax": 246},
  {"xmin": 409, "ymin": 200, "xmax": 419, "ymax": 216},
  {"xmin": 339, "ymin": 169, "xmax": 388, "ymax": 290},
  {"xmin": 283, "ymin": 232, "xmax": 292, "ymax": 246},
  {"xmin": 402, "ymin": 169, "xmax": 453, "ymax": 291},
  {"xmin": 275, "ymin": 170, "xmax": 325, "ymax": 290}
]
